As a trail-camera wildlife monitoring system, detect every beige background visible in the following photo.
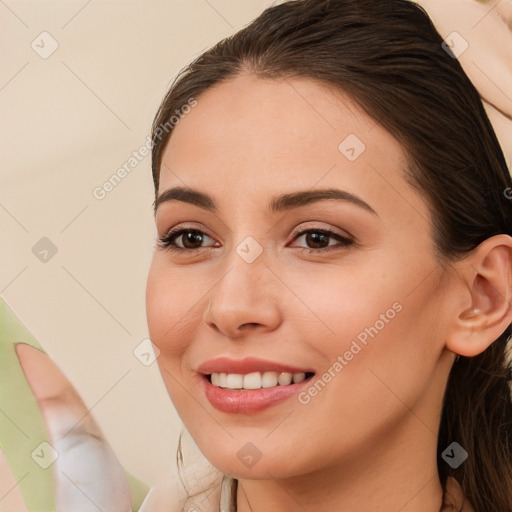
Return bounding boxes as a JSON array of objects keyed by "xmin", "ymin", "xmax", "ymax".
[
  {"xmin": 0, "ymin": 0, "xmax": 282, "ymax": 495},
  {"xmin": 1, "ymin": 0, "xmax": 511, "ymax": 508}
]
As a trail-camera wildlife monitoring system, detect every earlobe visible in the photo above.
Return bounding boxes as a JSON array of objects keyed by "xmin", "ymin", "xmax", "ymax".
[{"xmin": 446, "ymin": 234, "xmax": 512, "ymax": 358}]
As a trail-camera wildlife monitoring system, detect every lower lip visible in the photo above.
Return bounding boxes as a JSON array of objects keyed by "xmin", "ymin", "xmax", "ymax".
[{"xmin": 199, "ymin": 373, "xmax": 315, "ymax": 414}]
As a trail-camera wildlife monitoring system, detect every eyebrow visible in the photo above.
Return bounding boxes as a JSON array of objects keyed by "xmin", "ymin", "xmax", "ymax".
[{"xmin": 153, "ymin": 186, "xmax": 378, "ymax": 216}]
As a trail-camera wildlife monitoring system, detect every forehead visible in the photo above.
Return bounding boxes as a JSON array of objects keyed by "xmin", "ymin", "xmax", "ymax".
[{"xmin": 158, "ymin": 73, "xmax": 428, "ymax": 224}]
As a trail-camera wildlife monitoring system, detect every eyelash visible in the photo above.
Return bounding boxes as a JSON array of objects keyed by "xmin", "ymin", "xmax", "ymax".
[{"xmin": 156, "ymin": 225, "xmax": 354, "ymax": 254}]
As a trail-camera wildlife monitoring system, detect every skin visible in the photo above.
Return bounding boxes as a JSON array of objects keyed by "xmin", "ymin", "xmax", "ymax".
[
  {"xmin": 14, "ymin": 343, "xmax": 132, "ymax": 512},
  {"xmin": 415, "ymin": 0, "xmax": 512, "ymax": 162},
  {"xmin": 146, "ymin": 73, "xmax": 512, "ymax": 512}
]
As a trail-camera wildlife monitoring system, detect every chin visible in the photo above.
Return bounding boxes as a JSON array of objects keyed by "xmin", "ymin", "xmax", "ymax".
[{"xmin": 201, "ymin": 448, "xmax": 304, "ymax": 481}]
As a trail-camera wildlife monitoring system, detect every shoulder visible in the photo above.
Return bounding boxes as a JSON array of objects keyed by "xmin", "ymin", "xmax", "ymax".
[
  {"xmin": 137, "ymin": 477, "xmax": 187, "ymax": 512},
  {"xmin": 138, "ymin": 471, "xmax": 224, "ymax": 512}
]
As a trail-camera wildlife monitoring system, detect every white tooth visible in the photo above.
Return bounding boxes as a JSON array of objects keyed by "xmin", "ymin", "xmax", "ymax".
[
  {"xmin": 226, "ymin": 373, "xmax": 244, "ymax": 389},
  {"xmin": 278, "ymin": 372, "xmax": 293, "ymax": 386},
  {"xmin": 261, "ymin": 371, "xmax": 278, "ymax": 388},
  {"xmin": 243, "ymin": 372, "xmax": 262, "ymax": 389},
  {"xmin": 210, "ymin": 371, "xmax": 305, "ymax": 389},
  {"xmin": 293, "ymin": 372, "xmax": 306, "ymax": 383}
]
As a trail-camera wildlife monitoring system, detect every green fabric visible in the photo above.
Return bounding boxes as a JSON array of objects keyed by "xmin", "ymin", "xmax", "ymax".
[
  {"xmin": 0, "ymin": 297, "xmax": 150, "ymax": 511},
  {"xmin": 125, "ymin": 470, "xmax": 151, "ymax": 511},
  {"xmin": 0, "ymin": 296, "xmax": 55, "ymax": 511}
]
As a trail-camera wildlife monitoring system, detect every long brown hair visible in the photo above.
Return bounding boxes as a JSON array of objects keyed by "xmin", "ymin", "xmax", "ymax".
[{"xmin": 151, "ymin": 1, "xmax": 512, "ymax": 510}]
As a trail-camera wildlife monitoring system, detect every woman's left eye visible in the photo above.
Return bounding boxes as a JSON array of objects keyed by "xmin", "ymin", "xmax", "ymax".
[
  {"xmin": 157, "ymin": 227, "xmax": 353, "ymax": 253},
  {"xmin": 290, "ymin": 228, "xmax": 354, "ymax": 253}
]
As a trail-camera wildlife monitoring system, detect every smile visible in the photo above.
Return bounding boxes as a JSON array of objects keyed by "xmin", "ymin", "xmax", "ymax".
[
  {"xmin": 199, "ymin": 372, "xmax": 315, "ymax": 414},
  {"xmin": 209, "ymin": 371, "xmax": 313, "ymax": 390}
]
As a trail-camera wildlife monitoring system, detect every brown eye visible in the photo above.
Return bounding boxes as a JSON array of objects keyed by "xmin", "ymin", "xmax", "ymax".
[
  {"xmin": 302, "ymin": 232, "xmax": 331, "ymax": 249},
  {"xmin": 290, "ymin": 228, "xmax": 354, "ymax": 253},
  {"xmin": 179, "ymin": 230, "xmax": 206, "ymax": 249},
  {"xmin": 157, "ymin": 228, "xmax": 216, "ymax": 252}
]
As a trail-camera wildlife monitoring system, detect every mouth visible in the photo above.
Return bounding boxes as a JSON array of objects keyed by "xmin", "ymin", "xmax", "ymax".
[{"xmin": 199, "ymin": 371, "xmax": 316, "ymax": 414}]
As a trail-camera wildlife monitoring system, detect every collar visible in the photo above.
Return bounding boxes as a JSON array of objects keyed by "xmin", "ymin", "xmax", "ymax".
[{"xmin": 219, "ymin": 475, "xmax": 476, "ymax": 512}]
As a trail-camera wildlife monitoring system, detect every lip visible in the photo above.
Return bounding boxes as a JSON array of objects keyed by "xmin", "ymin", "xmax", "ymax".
[
  {"xmin": 198, "ymin": 372, "xmax": 315, "ymax": 414},
  {"xmin": 196, "ymin": 356, "xmax": 316, "ymax": 414},
  {"xmin": 196, "ymin": 356, "xmax": 315, "ymax": 375}
]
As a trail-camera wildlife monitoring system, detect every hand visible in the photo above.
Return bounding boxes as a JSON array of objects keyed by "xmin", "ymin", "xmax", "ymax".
[
  {"xmin": 415, "ymin": 0, "xmax": 512, "ymax": 164},
  {"xmin": 15, "ymin": 343, "xmax": 133, "ymax": 512},
  {"xmin": 0, "ymin": 297, "xmax": 149, "ymax": 511}
]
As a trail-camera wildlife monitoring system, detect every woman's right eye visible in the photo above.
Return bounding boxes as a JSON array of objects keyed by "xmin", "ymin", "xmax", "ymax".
[{"xmin": 157, "ymin": 228, "xmax": 217, "ymax": 252}]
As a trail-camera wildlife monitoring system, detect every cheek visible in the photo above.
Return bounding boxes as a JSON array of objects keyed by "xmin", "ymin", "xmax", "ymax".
[
  {"xmin": 319, "ymin": 268, "xmax": 445, "ymax": 424},
  {"xmin": 283, "ymin": 262, "xmax": 404, "ymax": 351},
  {"xmin": 145, "ymin": 260, "xmax": 198, "ymax": 360},
  {"xmin": 288, "ymin": 280, "xmax": 441, "ymax": 459},
  {"xmin": 146, "ymin": 262, "xmax": 201, "ymax": 411},
  {"xmin": 290, "ymin": 256, "xmax": 442, "ymax": 392}
]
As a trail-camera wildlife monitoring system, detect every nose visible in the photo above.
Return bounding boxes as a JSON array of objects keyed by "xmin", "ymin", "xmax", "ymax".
[{"xmin": 203, "ymin": 256, "xmax": 282, "ymax": 339}]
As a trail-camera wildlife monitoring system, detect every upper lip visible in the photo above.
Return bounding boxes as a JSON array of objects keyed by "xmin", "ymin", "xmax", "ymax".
[{"xmin": 197, "ymin": 356, "xmax": 315, "ymax": 375}]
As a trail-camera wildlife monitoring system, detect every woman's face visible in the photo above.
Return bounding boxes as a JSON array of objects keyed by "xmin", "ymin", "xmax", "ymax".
[{"xmin": 146, "ymin": 74, "xmax": 458, "ymax": 479}]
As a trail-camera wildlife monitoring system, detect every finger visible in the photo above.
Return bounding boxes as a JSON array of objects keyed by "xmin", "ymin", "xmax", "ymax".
[
  {"xmin": 417, "ymin": 0, "xmax": 512, "ymax": 118},
  {"xmin": 16, "ymin": 343, "xmax": 131, "ymax": 512}
]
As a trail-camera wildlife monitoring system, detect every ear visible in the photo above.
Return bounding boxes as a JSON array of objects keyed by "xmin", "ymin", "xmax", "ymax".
[{"xmin": 445, "ymin": 234, "xmax": 512, "ymax": 357}]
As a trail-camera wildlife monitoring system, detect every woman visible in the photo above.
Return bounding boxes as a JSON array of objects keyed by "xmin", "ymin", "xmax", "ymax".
[
  {"xmin": 4, "ymin": 0, "xmax": 512, "ymax": 511},
  {"xmin": 144, "ymin": 0, "xmax": 512, "ymax": 511}
]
